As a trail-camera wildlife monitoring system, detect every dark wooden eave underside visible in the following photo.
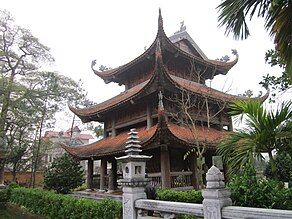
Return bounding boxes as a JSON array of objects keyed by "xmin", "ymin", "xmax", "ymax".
[{"xmin": 69, "ymin": 55, "xmax": 268, "ymax": 123}]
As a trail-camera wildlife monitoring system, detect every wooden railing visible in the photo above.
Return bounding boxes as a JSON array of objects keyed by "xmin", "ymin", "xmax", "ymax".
[{"xmin": 148, "ymin": 171, "xmax": 192, "ymax": 189}]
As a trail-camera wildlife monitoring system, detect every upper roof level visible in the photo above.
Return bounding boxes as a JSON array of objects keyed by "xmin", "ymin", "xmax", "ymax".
[{"xmin": 91, "ymin": 9, "xmax": 238, "ymax": 89}]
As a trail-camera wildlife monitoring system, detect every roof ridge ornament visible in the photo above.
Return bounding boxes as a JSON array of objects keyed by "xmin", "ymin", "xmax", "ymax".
[
  {"xmin": 158, "ymin": 91, "xmax": 164, "ymax": 112},
  {"xmin": 155, "ymin": 39, "xmax": 162, "ymax": 61}
]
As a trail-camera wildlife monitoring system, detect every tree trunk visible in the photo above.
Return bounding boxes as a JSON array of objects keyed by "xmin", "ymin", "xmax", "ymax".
[
  {"xmin": 32, "ymin": 104, "xmax": 46, "ymax": 188},
  {"xmin": 268, "ymin": 150, "xmax": 277, "ymax": 178},
  {"xmin": 0, "ymin": 73, "xmax": 16, "ymax": 185},
  {"xmin": 0, "ymin": 163, "xmax": 5, "ymax": 185},
  {"xmin": 30, "ymin": 128, "xmax": 39, "ymax": 187}
]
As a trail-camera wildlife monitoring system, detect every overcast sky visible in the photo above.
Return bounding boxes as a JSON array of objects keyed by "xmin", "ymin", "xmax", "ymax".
[{"xmin": 1, "ymin": 0, "xmax": 284, "ymax": 130}]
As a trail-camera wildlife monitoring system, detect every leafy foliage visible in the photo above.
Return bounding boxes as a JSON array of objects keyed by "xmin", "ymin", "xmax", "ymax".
[
  {"xmin": 44, "ymin": 153, "xmax": 84, "ymax": 194},
  {"xmin": 260, "ymin": 49, "xmax": 291, "ymax": 102},
  {"xmin": 218, "ymin": 100, "xmax": 292, "ymax": 175},
  {"xmin": 157, "ymin": 189, "xmax": 203, "ymax": 204},
  {"xmin": 9, "ymin": 187, "xmax": 122, "ymax": 219},
  {"xmin": 265, "ymin": 153, "xmax": 292, "ymax": 183},
  {"xmin": 0, "ymin": 9, "xmax": 91, "ymax": 186},
  {"xmin": 0, "ymin": 189, "xmax": 9, "ymax": 202},
  {"xmin": 217, "ymin": 0, "xmax": 292, "ymax": 81},
  {"xmin": 228, "ymin": 167, "xmax": 292, "ymax": 210}
]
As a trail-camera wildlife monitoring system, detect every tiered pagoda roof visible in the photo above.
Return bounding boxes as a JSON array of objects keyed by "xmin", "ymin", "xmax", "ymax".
[{"xmin": 63, "ymin": 10, "xmax": 268, "ymax": 159}]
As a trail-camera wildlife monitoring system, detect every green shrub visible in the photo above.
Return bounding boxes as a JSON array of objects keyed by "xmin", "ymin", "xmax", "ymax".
[
  {"xmin": 264, "ymin": 153, "xmax": 292, "ymax": 183},
  {"xmin": 73, "ymin": 183, "xmax": 87, "ymax": 191},
  {"xmin": 157, "ymin": 189, "xmax": 203, "ymax": 203},
  {"xmin": 228, "ymin": 170, "xmax": 292, "ymax": 210},
  {"xmin": 0, "ymin": 189, "xmax": 9, "ymax": 202},
  {"xmin": 44, "ymin": 153, "xmax": 84, "ymax": 194},
  {"xmin": 10, "ymin": 187, "xmax": 122, "ymax": 219}
]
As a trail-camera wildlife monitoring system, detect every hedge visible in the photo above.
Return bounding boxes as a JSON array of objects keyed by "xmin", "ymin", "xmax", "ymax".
[
  {"xmin": 10, "ymin": 187, "xmax": 122, "ymax": 219},
  {"xmin": 157, "ymin": 189, "xmax": 203, "ymax": 203}
]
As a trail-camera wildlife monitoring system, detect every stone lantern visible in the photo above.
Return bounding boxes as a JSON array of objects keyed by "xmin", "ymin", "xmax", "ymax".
[{"xmin": 116, "ymin": 128, "xmax": 152, "ymax": 219}]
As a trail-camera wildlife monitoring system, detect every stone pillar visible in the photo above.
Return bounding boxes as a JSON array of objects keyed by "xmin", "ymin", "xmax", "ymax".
[
  {"xmin": 160, "ymin": 145, "xmax": 171, "ymax": 188},
  {"xmin": 117, "ymin": 129, "xmax": 152, "ymax": 219},
  {"xmin": 99, "ymin": 158, "xmax": 107, "ymax": 192},
  {"xmin": 86, "ymin": 158, "xmax": 94, "ymax": 190},
  {"xmin": 146, "ymin": 105, "xmax": 153, "ymax": 129},
  {"xmin": 189, "ymin": 152, "xmax": 199, "ymax": 190},
  {"xmin": 202, "ymin": 165, "xmax": 232, "ymax": 219}
]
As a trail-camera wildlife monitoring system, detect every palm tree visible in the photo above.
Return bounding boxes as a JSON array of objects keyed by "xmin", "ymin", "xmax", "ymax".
[
  {"xmin": 217, "ymin": 0, "xmax": 292, "ymax": 82},
  {"xmin": 217, "ymin": 100, "xmax": 292, "ymax": 176}
]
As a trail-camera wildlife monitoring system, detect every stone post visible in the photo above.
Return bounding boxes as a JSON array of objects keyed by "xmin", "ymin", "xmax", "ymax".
[
  {"xmin": 202, "ymin": 165, "xmax": 232, "ymax": 219},
  {"xmin": 116, "ymin": 129, "xmax": 152, "ymax": 219}
]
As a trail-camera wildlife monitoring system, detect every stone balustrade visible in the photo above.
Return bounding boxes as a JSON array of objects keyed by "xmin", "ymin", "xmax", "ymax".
[{"xmin": 118, "ymin": 129, "xmax": 292, "ymax": 219}]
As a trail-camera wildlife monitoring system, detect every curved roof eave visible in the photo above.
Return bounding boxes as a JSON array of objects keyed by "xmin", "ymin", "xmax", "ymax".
[
  {"xmin": 155, "ymin": 58, "xmax": 268, "ymax": 104},
  {"xmin": 92, "ymin": 9, "xmax": 238, "ymax": 83}
]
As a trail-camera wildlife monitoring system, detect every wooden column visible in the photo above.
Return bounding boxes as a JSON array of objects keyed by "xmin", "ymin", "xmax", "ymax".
[
  {"xmin": 87, "ymin": 159, "xmax": 94, "ymax": 190},
  {"xmin": 146, "ymin": 105, "xmax": 153, "ymax": 129},
  {"xmin": 189, "ymin": 152, "xmax": 199, "ymax": 190},
  {"xmin": 160, "ymin": 145, "xmax": 171, "ymax": 188},
  {"xmin": 111, "ymin": 119, "xmax": 116, "ymax": 137},
  {"xmin": 108, "ymin": 158, "xmax": 117, "ymax": 192},
  {"xmin": 112, "ymin": 158, "xmax": 118, "ymax": 190},
  {"xmin": 99, "ymin": 158, "xmax": 107, "ymax": 191}
]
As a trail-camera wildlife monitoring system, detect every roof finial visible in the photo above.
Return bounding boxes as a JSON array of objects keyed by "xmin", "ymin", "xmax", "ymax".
[{"xmin": 158, "ymin": 8, "xmax": 164, "ymax": 34}]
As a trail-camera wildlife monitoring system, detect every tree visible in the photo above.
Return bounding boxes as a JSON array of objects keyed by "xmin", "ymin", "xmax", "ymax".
[
  {"xmin": 217, "ymin": 100, "xmax": 292, "ymax": 176},
  {"xmin": 260, "ymin": 49, "xmax": 291, "ymax": 102},
  {"xmin": 44, "ymin": 153, "xmax": 84, "ymax": 194},
  {"xmin": 21, "ymin": 71, "xmax": 88, "ymax": 187},
  {"xmin": 167, "ymin": 57, "xmax": 230, "ymax": 188},
  {"xmin": 264, "ymin": 152, "xmax": 292, "ymax": 183},
  {"xmin": 217, "ymin": 0, "xmax": 292, "ymax": 82},
  {"xmin": 0, "ymin": 9, "xmax": 53, "ymax": 185}
]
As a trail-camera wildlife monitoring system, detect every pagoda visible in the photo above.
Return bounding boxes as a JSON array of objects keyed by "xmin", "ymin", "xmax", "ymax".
[{"xmin": 62, "ymin": 10, "xmax": 268, "ymax": 190}]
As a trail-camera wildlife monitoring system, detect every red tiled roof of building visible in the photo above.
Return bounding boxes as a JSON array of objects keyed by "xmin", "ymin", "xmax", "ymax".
[
  {"xmin": 69, "ymin": 79, "xmax": 149, "ymax": 117},
  {"xmin": 171, "ymin": 75, "xmax": 242, "ymax": 102},
  {"xmin": 62, "ymin": 125, "xmax": 157, "ymax": 159},
  {"xmin": 77, "ymin": 134, "xmax": 94, "ymax": 140},
  {"xmin": 43, "ymin": 129, "xmax": 94, "ymax": 140},
  {"xmin": 62, "ymin": 122, "xmax": 226, "ymax": 159},
  {"xmin": 168, "ymin": 123, "xmax": 226, "ymax": 145}
]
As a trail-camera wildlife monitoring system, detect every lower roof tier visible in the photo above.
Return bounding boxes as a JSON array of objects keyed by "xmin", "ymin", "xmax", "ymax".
[{"xmin": 61, "ymin": 123, "xmax": 227, "ymax": 160}]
